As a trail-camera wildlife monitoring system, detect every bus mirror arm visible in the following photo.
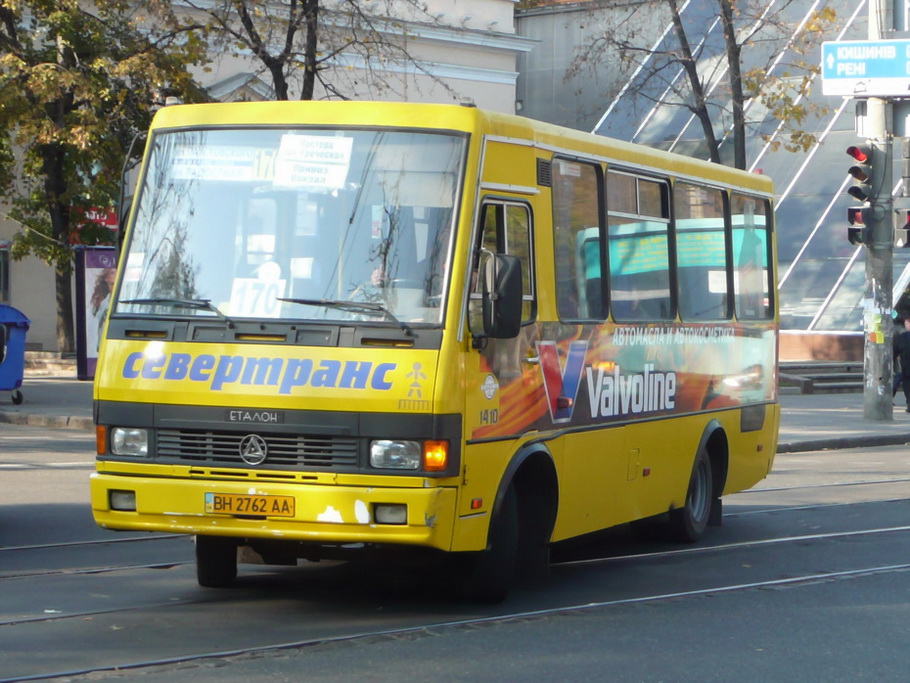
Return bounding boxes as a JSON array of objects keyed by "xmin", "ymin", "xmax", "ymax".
[{"xmin": 116, "ymin": 132, "xmax": 145, "ymax": 250}]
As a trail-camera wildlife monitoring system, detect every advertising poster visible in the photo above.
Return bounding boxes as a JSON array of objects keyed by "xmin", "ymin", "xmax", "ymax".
[{"xmin": 76, "ymin": 247, "xmax": 117, "ymax": 381}]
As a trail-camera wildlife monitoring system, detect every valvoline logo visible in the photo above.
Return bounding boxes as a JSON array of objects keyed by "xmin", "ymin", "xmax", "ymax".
[
  {"xmin": 120, "ymin": 350, "xmax": 396, "ymax": 395},
  {"xmin": 537, "ymin": 340, "xmax": 678, "ymax": 423},
  {"xmin": 537, "ymin": 340, "xmax": 589, "ymax": 423}
]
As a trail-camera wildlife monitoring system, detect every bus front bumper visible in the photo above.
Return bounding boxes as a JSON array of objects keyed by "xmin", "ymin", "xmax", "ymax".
[{"xmin": 90, "ymin": 472, "xmax": 457, "ymax": 550}]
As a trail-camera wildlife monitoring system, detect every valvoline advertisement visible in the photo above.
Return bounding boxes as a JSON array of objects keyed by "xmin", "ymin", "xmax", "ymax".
[{"xmin": 471, "ymin": 321, "xmax": 777, "ymax": 440}]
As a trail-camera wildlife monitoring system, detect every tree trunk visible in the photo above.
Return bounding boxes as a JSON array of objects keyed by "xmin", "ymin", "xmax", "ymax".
[
  {"xmin": 718, "ymin": 0, "xmax": 746, "ymax": 170},
  {"xmin": 41, "ymin": 130, "xmax": 75, "ymax": 353},
  {"xmin": 55, "ymin": 266, "xmax": 74, "ymax": 354},
  {"xmin": 268, "ymin": 59, "xmax": 290, "ymax": 100},
  {"xmin": 301, "ymin": 0, "xmax": 319, "ymax": 101},
  {"xmin": 667, "ymin": 0, "xmax": 721, "ymax": 164}
]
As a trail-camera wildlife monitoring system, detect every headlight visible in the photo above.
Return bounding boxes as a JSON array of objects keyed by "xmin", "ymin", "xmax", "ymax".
[
  {"xmin": 370, "ymin": 440, "xmax": 421, "ymax": 470},
  {"xmin": 110, "ymin": 428, "xmax": 149, "ymax": 457}
]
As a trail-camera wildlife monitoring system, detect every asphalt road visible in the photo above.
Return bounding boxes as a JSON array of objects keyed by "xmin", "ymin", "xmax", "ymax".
[{"xmin": 1, "ymin": 424, "xmax": 909, "ymax": 682}]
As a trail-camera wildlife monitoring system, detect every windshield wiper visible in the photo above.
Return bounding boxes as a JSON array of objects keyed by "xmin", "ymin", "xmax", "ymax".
[
  {"xmin": 119, "ymin": 297, "xmax": 235, "ymax": 328},
  {"xmin": 278, "ymin": 297, "xmax": 413, "ymax": 336}
]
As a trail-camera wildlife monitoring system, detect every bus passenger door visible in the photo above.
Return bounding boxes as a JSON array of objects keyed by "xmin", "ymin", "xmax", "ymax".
[{"xmin": 460, "ymin": 199, "xmax": 539, "ymax": 515}]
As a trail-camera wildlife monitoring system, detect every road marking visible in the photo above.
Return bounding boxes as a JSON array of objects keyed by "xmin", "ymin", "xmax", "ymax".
[{"xmin": 0, "ymin": 462, "xmax": 94, "ymax": 470}]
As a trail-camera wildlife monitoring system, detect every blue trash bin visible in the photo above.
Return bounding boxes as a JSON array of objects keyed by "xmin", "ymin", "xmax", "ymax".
[{"xmin": 0, "ymin": 304, "xmax": 30, "ymax": 405}]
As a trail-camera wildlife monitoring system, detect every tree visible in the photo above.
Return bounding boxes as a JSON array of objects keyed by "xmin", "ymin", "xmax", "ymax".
[
  {"xmin": 567, "ymin": 0, "xmax": 835, "ymax": 169},
  {"xmin": 0, "ymin": 0, "xmax": 207, "ymax": 352},
  {"xmin": 184, "ymin": 0, "xmax": 455, "ymax": 101}
]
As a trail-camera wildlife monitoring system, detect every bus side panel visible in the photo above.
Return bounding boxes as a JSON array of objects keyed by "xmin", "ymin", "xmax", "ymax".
[
  {"xmin": 450, "ymin": 440, "xmax": 518, "ymax": 552},
  {"xmin": 622, "ymin": 404, "xmax": 779, "ymax": 522},
  {"xmin": 622, "ymin": 417, "xmax": 696, "ymax": 520},
  {"xmin": 550, "ymin": 426, "xmax": 628, "ymax": 542},
  {"xmin": 723, "ymin": 402, "xmax": 779, "ymax": 495}
]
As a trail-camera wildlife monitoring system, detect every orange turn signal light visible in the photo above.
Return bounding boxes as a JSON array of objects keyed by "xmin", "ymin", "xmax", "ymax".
[
  {"xmin": 96, "ymin": 425, "xmax": 107, "ymax": 455},
  {"xmin": 423, "ymin": 440, "xmax": 448, "ymax": 471}
]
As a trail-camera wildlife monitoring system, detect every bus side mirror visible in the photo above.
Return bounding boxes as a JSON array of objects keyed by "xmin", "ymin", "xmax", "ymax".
[
  {"xmin": 474, "ymin": 252, "xmax": 522, "ymax": 343},
  {"xmin": 0, "ymin": 323, "xmax": 6, "ymax": 364},
  {"xmin": 117, "ymin": 197, "xmax": 132, "ymax": 241}
]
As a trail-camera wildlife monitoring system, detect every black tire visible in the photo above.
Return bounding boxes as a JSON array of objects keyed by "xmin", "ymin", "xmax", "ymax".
[
  {"xmin": 195, "ymin": 536, "xmax": 238, "ymax": 588},
  {"xmin": 669, "ymin": 446, "xmax": 713, "ymax": 543},
  {"xmin": 11, "ymin": 390, "xmax": 23, "ymax": 405},
  {"xmin": 459, "ymin": 485, "xmax": 519, "ymax": 603}
]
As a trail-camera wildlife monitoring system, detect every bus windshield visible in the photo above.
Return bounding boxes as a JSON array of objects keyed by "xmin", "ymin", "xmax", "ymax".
[{"xmin": 115, "ymin": 127, "xmax": 465, "ymax": 325}]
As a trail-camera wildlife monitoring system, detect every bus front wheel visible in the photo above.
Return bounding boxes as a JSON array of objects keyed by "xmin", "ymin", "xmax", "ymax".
[
  {"xmin": 195, "ymin": 536, "xmax": 238, "ymax": 588},
  {"xmin": 458, "ymin": 485, "xmax": 518, "ymax": 603},
  {"xmin": 669, "ymin": 446, "xmax": 713, "ymax": 543}
]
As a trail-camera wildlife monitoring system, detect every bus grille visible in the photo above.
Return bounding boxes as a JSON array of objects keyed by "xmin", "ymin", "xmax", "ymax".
[{"xmin": 156, "ymin": 429, "xmax": 359, "ymax": 469}]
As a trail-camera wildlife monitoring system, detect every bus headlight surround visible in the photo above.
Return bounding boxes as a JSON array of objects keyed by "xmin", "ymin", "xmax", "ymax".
[
  {"xmin": 370, "ymin": 440, "xmax": 421, "ymax": 470},
  {"xmin": 109, "ymin": 489, "xmax": 137, "ymax": 511},
  {"xmin": 110, "ymin": 427, "xmax": 149, "ymax": 457},
  {"xmin": 374, "ymin": 503, "xmax": 408, "ymax": 524}
]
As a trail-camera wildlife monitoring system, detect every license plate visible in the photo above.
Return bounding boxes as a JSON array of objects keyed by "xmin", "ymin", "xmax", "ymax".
[{"xmin": 204, "ymin": 492, "xmax": 295, "ymax": 517}]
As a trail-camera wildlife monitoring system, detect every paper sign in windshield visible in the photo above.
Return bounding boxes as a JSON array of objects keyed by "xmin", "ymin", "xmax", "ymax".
[
  {"xmin": 274, "ymin": 135, "xmax": 353, "ymax": 190},
  {"xmin": 172, "ymin": 146, "xmax": 259, "ymax": 181},
  {"xmin": 229, "ymin": 278, "xmax": 287, "ymax": 318}
]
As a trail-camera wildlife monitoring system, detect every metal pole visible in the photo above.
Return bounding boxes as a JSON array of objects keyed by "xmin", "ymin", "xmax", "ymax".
[{"xmin": 863, "ymin": 0, "xmax": 895, "ymax": 421}]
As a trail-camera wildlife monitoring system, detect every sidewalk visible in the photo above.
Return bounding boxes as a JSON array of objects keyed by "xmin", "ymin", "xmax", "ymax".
[
  {"xmin": 0, "ymin": 375, "xmax": 94, "ymax": 432},
  {"xmin": 1, "ymin": 375, "xmax": 910, "ymax": 453}
]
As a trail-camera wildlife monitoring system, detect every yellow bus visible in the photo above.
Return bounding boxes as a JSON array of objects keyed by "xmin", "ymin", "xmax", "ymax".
[{"xmin": 91, "ymin": 101, "xmax": 778, "ymax": 602}]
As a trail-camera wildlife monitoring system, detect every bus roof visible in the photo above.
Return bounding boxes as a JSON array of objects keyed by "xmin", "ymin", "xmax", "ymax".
[{"xmin": 149, "ymin": 101, "xmax": 773, "ymax": 196}]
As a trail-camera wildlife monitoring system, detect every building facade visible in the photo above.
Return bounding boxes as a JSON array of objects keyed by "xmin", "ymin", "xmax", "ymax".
[
  {"xmin": 0, "ymin": 0, "xmax": 534, "ymax": 352},
  {"xmin": 515, "ymin": 0, "xmax": 907, "ymax": 358}
]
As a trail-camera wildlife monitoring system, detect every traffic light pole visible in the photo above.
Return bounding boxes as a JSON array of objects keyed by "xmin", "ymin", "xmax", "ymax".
[
  {"xmin": 862, "ymin": 0, "xmax": 894, "ymax": 421},
  {"xmin": 863, "ymin": 101, "xmax": 893, "ymax": 422}
]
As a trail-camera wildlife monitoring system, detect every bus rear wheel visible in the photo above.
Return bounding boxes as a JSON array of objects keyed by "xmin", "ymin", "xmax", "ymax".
[
  {"xmin": 195, "ymin": 536, "xmax": 238, "ymax": 588},
  {"xmin": 669, "ymin": 446, "xmax": 713, "ymax": 543},
  {"xmin": 458, "ymin": 485, "xmax": 518, "ymax": 603}
]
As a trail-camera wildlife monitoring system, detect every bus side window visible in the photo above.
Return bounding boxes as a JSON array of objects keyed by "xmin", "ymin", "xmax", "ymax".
[
  {"xmin": 552, "ymin": 159, "xmax": 603, "ymax": 320},
  {"xmin": 607, "ymin": 172, "xmax": 672, "ymax": 321},
  {"xmin": 732, "ymin": 194, "xmax": 774, "ymax": 320},
  {"xmin": 675, "ymin": 182, "xmax": 729, "ymax": 321}
]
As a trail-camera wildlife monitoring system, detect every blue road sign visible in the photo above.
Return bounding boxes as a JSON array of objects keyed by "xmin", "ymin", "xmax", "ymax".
[{"xmin": 822, "ymin": 39, "xmax": 910, "ymax": 97}]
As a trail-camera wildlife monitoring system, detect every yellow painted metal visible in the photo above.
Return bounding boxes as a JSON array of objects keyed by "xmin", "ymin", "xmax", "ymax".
[{"xmin": 90, "ymin": 471, "xmax": 457, "ymax": 549}]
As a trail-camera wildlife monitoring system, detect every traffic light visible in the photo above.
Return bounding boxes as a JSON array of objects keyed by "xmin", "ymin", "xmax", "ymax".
[
  {"xmin": 847, "ymin": 206, "xmax": 871, "ymax": 245},
  {"xmin": 895, "ymin": 210, "xmax": 910, "ymax": 248},
  {"xmin": 846, "ymin": 144, "xmax": 874, "ymax": 202}
]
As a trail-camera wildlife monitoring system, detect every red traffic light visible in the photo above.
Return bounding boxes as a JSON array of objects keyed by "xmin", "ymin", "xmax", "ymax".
[
  {"xmin": 846, "ymin": 144, "xmax": 873, "ymax": 202},
  {"xmin": 847, "ymin": 145, "xmax": 872, "ymax": 163},
  {"xmin": 847, "ymin": 207, "xmax": 867, "ymax": 225}
]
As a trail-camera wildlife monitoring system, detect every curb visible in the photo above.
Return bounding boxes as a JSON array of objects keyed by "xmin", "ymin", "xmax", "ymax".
[
  {"xmin": 777, "ymin": 433, "xmax": 910, "ymax": 454},
  {"xmin": 0, "ymin": 410, "xmax": 94, "ymax": 432}
]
